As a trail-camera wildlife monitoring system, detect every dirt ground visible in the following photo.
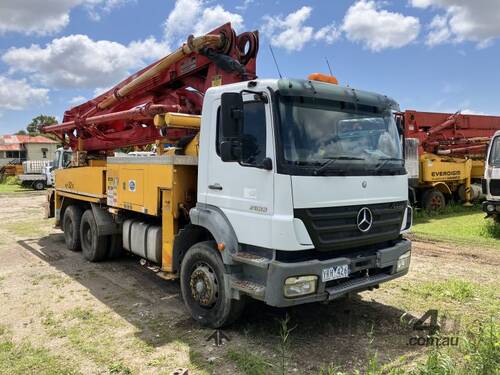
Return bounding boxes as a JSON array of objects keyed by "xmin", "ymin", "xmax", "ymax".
[{"xmin": 0, "ymin": 192, "xmax": 498, "ymax": 374}]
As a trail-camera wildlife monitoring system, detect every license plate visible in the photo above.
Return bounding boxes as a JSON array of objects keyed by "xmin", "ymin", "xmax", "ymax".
[{"xmin": 322, "ymin": 264, "xmax": 349, "ymax": 282}]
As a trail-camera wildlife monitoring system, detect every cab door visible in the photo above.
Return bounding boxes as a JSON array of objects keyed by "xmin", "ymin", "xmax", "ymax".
[{"xmin": 205, "ymin": 94, "xmax": 275, "ymax": 248}]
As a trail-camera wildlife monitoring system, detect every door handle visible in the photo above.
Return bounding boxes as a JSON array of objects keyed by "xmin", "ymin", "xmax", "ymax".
[{"xmin": 208, "ymin": 183, "xmax": 223, "ymax": 190}]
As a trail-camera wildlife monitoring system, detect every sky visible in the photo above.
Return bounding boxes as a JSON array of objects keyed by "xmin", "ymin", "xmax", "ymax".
[{"xmin": 0, "ymin": 0, "xmax": 499, "ymax": 134}]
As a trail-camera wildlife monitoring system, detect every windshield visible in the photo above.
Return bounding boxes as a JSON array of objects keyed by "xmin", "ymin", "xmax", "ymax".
[
  {"xmin": 277, "ymin": 95, "xmax": 404, "ymax": 176},
  {"xmin": 489, "ymin": 137, "xmax": 500, "ymax": 166}
]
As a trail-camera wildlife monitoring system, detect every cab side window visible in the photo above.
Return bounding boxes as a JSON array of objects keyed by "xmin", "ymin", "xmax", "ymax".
[{"xmin": 216, "ymin": 101, "xmax": 267, "ymax": 166}]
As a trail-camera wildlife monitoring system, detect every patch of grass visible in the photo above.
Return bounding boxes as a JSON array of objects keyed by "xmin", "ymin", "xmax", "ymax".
[
  {"xmin": 317, "ymin": 319, "xmax": 499, "ymax": 375},
  {"xmin": 460, "ymin": 318, "xmax": 500, "ymax": 374},
  {"xmin": 41, "ymin": 307, "xmax": 125, "ymax": 367},
  {"xmin": 226, "ymin": 349, "xmax": 273, "ymax": 375},
  {"xmin": 4, "ymin": 219, "xmax": 53, "ymax": 237},
  {"xmin": 412, "ymin": 319, "xmax": 500, "ymax": 375},
  {"xmin": 479, "ymin": 219, "xmax": 500, "ymax": 239},
  {"xmin": 0, "ymin": 334, "xmax": 79, "ymax": 375},
  {"xmin": 412, "ymin": 205, "xmax": 500, "ymax": 249},
  {"xmin": 108, "ymin": 362, "xmax": 132, "ymax": 374},
  {"xmin": 32, "ymin": 273, "xmax": 70, "ymax": 287},
  {"xmin": 396, "ymin": 278, "xmax": 498, "ymax": 320},
  {"xmin": 0, "ymin": 178, "xmax": 29, "ymax": 194},
  {"xmin": 41, "ymin": 310, "xmax": 66, "ymax": 338},
  {"xmin": 412, "ymin": 279, "xmax": 476, "ymax": 302}
]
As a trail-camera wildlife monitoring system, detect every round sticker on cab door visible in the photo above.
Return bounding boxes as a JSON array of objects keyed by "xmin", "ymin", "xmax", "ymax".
[{"xmin": 128, "ymin": 180, "xmax": 136, "ymax": 192}]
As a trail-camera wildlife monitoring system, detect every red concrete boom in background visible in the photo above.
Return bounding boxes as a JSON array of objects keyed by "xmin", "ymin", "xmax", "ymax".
[
  {"xmin": 42, "ymin": 23, "xmax": 258, "ymax": 152},
  {"xmin": 404, "ymin": 110, "xmax": 500, "ymax": 158}
]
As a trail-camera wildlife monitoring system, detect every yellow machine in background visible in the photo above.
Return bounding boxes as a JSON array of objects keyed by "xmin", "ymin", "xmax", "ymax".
[
  {"xmin": 403, "ymin": 109, "xmax": 499, "ymax": 211},
  {"xmin": 416, "ymin": 153, "xmax": 485, "ymax": 210}
]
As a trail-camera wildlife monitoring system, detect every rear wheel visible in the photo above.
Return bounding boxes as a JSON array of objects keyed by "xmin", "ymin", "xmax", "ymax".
[
  {"xmin": 63, "ymin": 205, "xmax": 83, "ymax": 251},
  {"xmin": 423, "ymin": 189, "xmax": 446, "ymax": 212},
  {"xmin": 33, "ymin": 181, "xmax": 45, "ymax": 190},
  {"xmin": 80, "ymin": 209, "xmax": 108, "ymax": 262},
  {"xmin": 180, "ymin": 241, "xmax": 245, "ymax": 328}
]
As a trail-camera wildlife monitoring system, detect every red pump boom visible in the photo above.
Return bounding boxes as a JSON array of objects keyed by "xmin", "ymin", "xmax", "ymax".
[
  {"xmin": 404, "ymin": 110, "xmax": 500, "ymax": 158},
  {"xmin": 43, "ymin": 23, "xmax": 258, "ymax": 152}
]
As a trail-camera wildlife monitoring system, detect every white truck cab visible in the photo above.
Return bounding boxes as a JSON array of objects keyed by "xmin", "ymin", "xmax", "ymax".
[
  {"xmin": 189, "ymin": 78, "xmax": 412, "ymax": 310},
  {"xmin": 483, "ymin": 130, "xmax": 500, "ymax": 220}
]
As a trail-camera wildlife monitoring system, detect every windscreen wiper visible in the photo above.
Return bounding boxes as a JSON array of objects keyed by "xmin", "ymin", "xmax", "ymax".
[
  {"xmin": 374, "ymin": 157, "xmax": 405, "ymax": 173},
  {"xmin": 313, "ymin": 156, "xmax": 365, "ymax": 176}
]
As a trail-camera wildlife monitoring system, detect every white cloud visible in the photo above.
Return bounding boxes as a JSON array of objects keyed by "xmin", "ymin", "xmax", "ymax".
[
  {"xmin": 194, "ymin": 5, "xmax": 244, "ymax": 35},
  {"xmin": 163, "ymin": 0, "xmax": 244, "ymax": 47},
  {"xmin": 0, "ymin": 76, "xmax": 49, "ymax": 110},
  {"xmin": 410, "ymin": 0, "xmax": 500, "ymax": 47},
  {"xmin": 236, "ymin": 0, "xmax": 255, "ymax": 11},
  {"xmin": 314, "ymin": 24, "xmax": 341, "ymax": 44},
  {"xmin": 85, "ymin": 0, "xmax": 134, "ymax": 21},
  {"xmin": 93, "ymin": 86, "xmax": 113, "ymax": 97},
  {"xmin": 461, "ymin": 108, "xmax": 486, "ymax": 115},
  {"xmin": 69, "ymin": 95, "xmax": 87, "ymax": 105},
  {"xmin": 342, "ymin": 0, "xmax": 420, "ymax": 51},
  {"xmin": 426, "ymin": 14, "xmax": 452, "ymax": 46},
  {"xmin": 0, "ymin": 0, "xmax": 132, "ymax": 35},
  {"xmin": 2, "ymin": 34, "xmax": 169, "ymax": 89},
  {"xmin": 262, "ymin": 6, "xmax": 315, "ymax": 52},
  {"xmin": 410, "ymin": 0, "xmax": 433, "ymax": 6}
]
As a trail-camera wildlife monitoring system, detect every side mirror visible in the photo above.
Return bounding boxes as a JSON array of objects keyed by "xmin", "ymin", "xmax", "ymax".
[
  {"xmin": 395, "ymin": 115, "xmax": 404, "ymax": 135},
  {"xmin": 220, "ymin": 92, "xmax": 244, "ymax": 162}
]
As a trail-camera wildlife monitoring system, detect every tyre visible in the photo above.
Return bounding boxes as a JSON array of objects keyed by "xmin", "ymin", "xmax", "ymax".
[
  {"xmin": 180, "ymin": 241, "xmax": 245, "ymax": 328},
  {"xmin": 33, "ymin": 181, "xmax": 45, "ymax": 190},
  {"xmin": 80, "ymin": 209, "xmax": 108, "ymax": 262},
  {"xmin": 63, "ymin": 205, "xmax": 83, "ymax": 251},
  {"xmin": 107, "ymin": 234, "xmax": 123, "ymax": 259},
  {"xmin": 423, "ymin": 189, "xmax": 446, "ymax": 212}
]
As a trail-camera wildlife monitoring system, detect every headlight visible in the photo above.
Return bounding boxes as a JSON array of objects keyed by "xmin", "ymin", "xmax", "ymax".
[
  {"xmin": 396, "ymin": 252, "xmax": 411, "ymax": 272},
  {"xmin": 487, "ymin": 204, "xmax": 495, "ymax": 213},
  {"xmin": 284, "ymin": 275, "xmax": 317, "ymax": 298}
]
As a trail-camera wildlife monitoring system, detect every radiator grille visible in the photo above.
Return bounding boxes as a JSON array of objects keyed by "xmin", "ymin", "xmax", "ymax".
[{"xmin": 295, "ymin": 201, "xmax": 406, "ymax": 251}]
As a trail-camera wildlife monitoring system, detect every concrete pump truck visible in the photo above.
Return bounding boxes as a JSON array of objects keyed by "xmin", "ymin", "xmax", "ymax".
[{"xmin": 44, "ymin": 23, "xmax": 412, "ymax": 328}]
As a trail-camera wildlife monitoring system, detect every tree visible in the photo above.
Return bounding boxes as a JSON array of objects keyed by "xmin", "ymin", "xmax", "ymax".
[
  {"xmin": 26, "ymin": 115, "xmax": 58, "ymax": 135},
  {"xmin": 15, "ymin": 130, "xmax": 27, "ymax": 135}
]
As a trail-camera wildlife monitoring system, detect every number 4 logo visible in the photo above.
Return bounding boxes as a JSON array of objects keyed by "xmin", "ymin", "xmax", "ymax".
[{"xmin": 413, "ymin": 309, "xmax": 440, "ymax": 335}]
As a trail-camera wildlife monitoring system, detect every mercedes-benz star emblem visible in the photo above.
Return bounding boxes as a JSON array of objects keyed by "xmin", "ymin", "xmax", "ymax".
[{"xmin": 357, "ymin": 207, "xmax": 373, "ymax": 232}]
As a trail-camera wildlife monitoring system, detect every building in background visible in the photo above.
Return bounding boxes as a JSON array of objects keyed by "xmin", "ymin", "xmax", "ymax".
[{"xmin": 0, "ymin": 135, "xmax": 59, "ymax": 166}]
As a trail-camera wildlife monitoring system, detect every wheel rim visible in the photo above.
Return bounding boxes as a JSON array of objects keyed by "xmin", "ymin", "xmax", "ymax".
[
  {"xmin": 430, "ymin": 195, "xmax": 444, "ymax": 210},
  {"xmin": 82, "ymin": 222, "xmax": 92, "ymax": 249},
  {"xmin": 67, "ymin": 219, "xmax": 73, "ymax": 240},
  {"xmin": 189, "ymin": 262, "xmax": 219, "ymax": 308}
]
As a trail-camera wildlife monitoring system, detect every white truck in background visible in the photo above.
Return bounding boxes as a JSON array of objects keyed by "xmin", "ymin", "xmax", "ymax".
[
  {"xmin": 483, "ymin": 130, "xmax": 500, "ymax": 221},
  {"xmin": 19, "ymin": 149, "xmax": 72, "ymax": 190},
  {"xmin": 19, "ymin": 160, "xmax": 53, "ymax": 190}
]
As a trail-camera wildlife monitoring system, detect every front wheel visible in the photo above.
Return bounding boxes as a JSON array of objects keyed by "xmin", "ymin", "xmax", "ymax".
[{"xmin": 180, "ymin": 241, "xmax": 245, "ymax": 328}]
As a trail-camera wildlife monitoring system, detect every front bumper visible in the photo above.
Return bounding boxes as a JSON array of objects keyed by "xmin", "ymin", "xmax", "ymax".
[
  {"xmin": 262, "ymin": 239, "xmax": 411, "ymax": 307},
  {"xmin": 482, "ymin": 200, "xmax": 500, "ymax": 216}
]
